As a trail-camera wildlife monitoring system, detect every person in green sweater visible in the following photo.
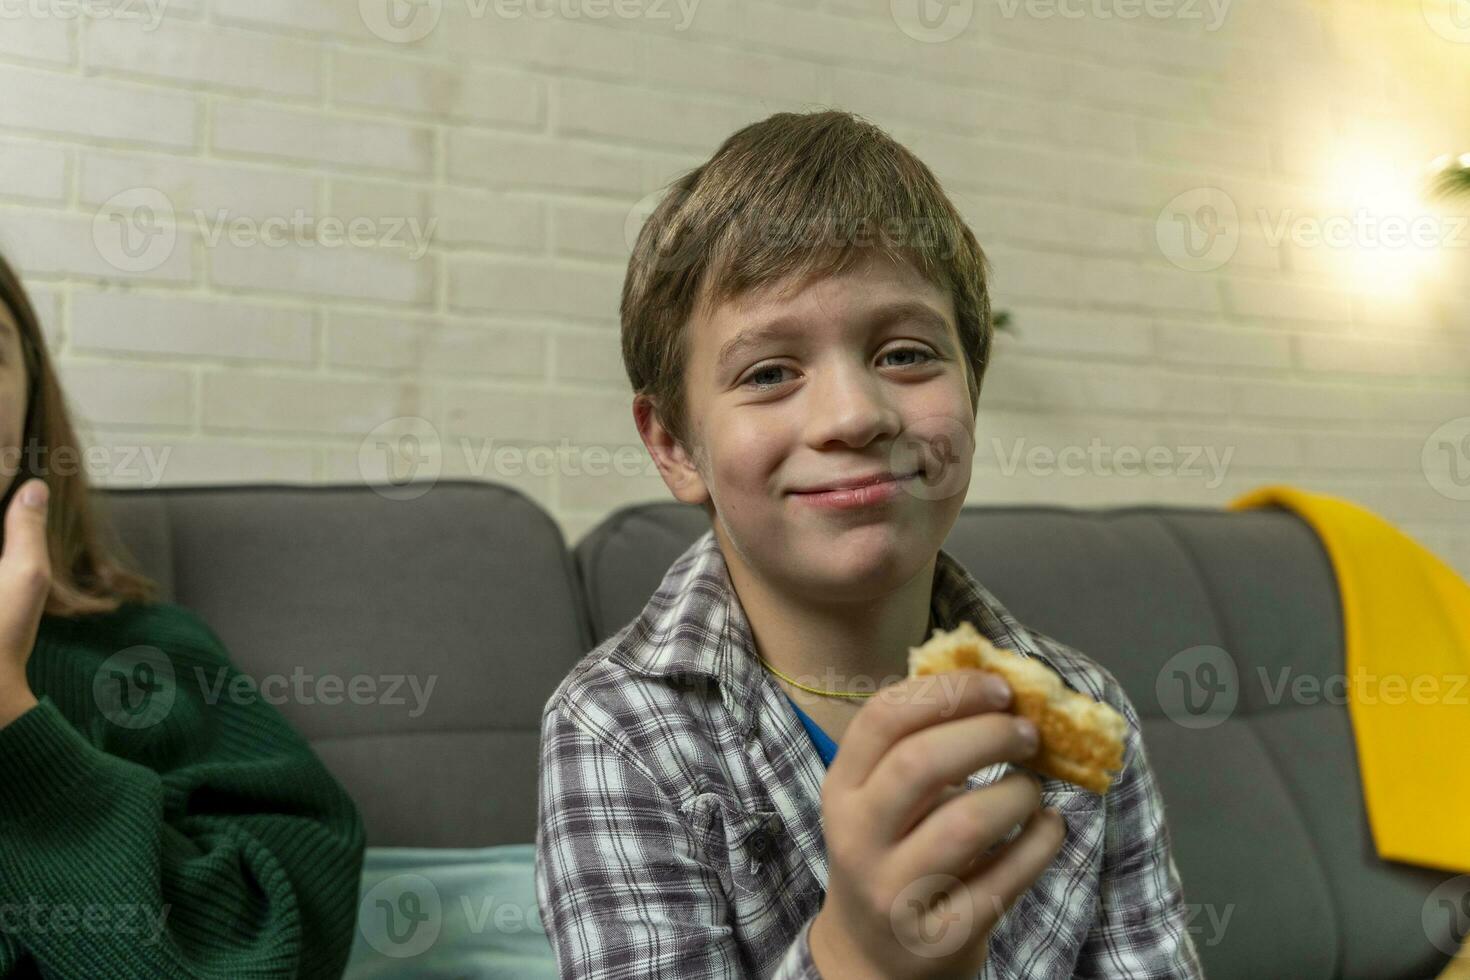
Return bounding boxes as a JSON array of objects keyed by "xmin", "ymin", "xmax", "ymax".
[{"xmin": 0, "ymin": 252, "xmax": 367, "ymax": 977}]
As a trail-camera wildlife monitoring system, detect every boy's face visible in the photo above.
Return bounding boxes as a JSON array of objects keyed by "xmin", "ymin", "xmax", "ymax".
[{"xmin": 640, "ymin": 249, "xmax": 975, "ymax": 603}]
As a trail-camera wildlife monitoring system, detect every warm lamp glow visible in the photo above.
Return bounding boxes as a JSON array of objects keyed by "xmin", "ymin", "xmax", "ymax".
[{"xmin": 1316, "ymin": 146, "xmax": 1447, "ymax": 299}]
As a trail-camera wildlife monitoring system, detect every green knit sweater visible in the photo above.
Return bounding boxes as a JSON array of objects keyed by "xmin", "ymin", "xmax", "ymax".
[{"xmin": 0, "ymin": 601, "xmax": 366, "ymax": 978}]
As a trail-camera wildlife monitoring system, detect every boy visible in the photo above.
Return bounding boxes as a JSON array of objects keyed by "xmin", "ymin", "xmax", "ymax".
[{"xmin": 535, "ymin": 109, "xmax": 1202, "ymax": 979}]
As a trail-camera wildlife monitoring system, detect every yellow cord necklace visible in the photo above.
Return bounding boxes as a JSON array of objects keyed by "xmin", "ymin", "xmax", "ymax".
[
  {"xmin": 756, "ymin": 610, "xmax": 938, "ymax": 700},
  {"xmin": 756, "ymin": 655, "xmax": 876, "ymax": 699}
]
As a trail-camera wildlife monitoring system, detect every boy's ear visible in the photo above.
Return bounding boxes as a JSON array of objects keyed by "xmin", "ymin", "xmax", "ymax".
[{"xmin": 633, "ymin": 394, "xmax": 711, "ymax": 507}]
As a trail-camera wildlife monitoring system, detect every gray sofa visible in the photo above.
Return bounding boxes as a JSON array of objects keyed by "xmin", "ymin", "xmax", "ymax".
[{"xmin": 100, "ymin": 482, "xmax": 1463, "ymax": 979}]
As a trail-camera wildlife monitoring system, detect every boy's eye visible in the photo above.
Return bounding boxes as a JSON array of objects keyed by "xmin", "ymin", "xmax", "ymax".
[
  {"xmin": 740, "ymin": 346, "xmax": 938, "ymax": 390},
  {"xmin": 744, "ymin": 364, "xmax": 790, "ymax": 389},
  {"xmin": 880, "ymin": 345, "xmax": 937, "ymax": 368}
]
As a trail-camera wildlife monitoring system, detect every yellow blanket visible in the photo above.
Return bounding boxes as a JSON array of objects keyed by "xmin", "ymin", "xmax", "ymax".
[{"xmin": 1228, "ymin": 485, "xmax": 1470, "ymax": 873}]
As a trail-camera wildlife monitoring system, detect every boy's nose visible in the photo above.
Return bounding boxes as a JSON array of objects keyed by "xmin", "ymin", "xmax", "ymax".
[{"xmin": 802, "ymin": 367, "xmax": 902, "ymax": 451}]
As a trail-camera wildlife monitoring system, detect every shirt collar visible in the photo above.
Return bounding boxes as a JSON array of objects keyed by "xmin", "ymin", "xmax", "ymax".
[{"xmin": 620, "ymin": 528, "xmax": 1060, "ymax": 736}]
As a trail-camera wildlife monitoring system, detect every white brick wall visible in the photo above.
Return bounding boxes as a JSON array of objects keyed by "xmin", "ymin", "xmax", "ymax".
[{"xmin": 0, "ymin": 0, "xmax": 1465, "ymax": 581}]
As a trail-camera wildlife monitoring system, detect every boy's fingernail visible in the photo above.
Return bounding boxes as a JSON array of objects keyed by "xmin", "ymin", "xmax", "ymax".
[
  {"xmin": 1016, "ymin": 717, "xmax": 1039, "ymax": 747},
  {"xmin": 20, "ymin": 481, "xmax": 47, "ymax": 509},
  {"xmin": 984, "ymin": 674, "xmax": 1011, "ymax": 703}
]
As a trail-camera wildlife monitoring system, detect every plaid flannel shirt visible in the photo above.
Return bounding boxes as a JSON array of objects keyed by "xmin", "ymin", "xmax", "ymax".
[{"xmin": 535, "ymin": 528, "xmax": 1204, "ymax": 979}]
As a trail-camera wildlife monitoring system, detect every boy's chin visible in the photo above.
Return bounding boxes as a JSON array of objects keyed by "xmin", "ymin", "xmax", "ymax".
[
  {"xmin": 788, "ymin": 523, "xmax": 933, "ymax": 583},
  {"xmin": 789, "ymin": 507, "xmax": 925, "ymax": 542}
]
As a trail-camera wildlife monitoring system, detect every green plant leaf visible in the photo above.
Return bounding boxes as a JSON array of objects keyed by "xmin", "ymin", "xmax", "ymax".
[{"xmin": 1430, "ymin": 164, "xmax": 1470, "ymax": 201}]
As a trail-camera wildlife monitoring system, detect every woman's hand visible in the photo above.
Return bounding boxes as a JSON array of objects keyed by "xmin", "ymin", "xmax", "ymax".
[{"xmin": 0, "ymin": 478, "xmax": 50, "ymax": 727}]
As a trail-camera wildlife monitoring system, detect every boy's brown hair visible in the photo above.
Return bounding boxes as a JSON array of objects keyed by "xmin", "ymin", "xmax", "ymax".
[{"xmin": 621, "ymin": 108, "xmax": 995, "ymax": 455}]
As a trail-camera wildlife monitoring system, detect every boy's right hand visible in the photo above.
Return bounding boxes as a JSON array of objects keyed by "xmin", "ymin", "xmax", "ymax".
[{"xmin": 807, "ymin": 670, "xmax": 1066, "ymax": 980}]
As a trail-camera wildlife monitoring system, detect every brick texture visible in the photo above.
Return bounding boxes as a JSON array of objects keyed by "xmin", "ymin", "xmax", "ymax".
[{"xmin": 0, "ymin": 0, "xmax": 1463, "ymax": 578}]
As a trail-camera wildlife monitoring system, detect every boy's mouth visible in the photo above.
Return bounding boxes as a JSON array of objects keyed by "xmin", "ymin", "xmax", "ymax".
[
  {"xmin": 786, "ymin": 469, "xmax": 923, "ymax": 510},
  {"xmin": 787, "ymin": 468, "xmax": 922, "ymax": 495}
]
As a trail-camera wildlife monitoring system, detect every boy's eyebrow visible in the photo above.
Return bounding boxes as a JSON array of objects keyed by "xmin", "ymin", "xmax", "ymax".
[{"xmin": 716, "ymin": 300, "xmax": 950, "ymax": 372}]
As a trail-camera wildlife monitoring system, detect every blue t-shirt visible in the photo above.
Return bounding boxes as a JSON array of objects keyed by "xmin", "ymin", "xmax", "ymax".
[{"xmin": 784, "ymin": 693, "xmax": 838, "ymax": 768}]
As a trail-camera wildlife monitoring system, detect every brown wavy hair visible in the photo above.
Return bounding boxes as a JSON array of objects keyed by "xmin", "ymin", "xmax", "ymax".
[
  {"xmin": 0, "ymin": 253, "xmax": 157, "ymax": 616},
  {"xmin": 621, "ymin": 108, "xmax": 995, "ymax": 454}
]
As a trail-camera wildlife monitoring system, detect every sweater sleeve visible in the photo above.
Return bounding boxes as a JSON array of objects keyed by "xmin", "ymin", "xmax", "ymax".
[{"xmin": 0, "ymin": 605, "xmax": 366, "ymax": 980}]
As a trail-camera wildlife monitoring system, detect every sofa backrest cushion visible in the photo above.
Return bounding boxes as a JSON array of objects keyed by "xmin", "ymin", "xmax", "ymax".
[{"xmin": 99, "ymin": 482, "xmax": 590, "ymax": 849}]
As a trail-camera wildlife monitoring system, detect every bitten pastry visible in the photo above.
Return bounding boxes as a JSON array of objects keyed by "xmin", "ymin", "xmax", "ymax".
[{"xmin": 908, "ymin": 621, "xmax": 1127, "ymax": 794}]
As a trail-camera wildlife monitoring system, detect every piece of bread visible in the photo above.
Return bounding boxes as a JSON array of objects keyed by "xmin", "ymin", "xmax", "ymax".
[{"xmin": 907, "ymin": 621, "xmax": 1127, "ymax": 794}]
